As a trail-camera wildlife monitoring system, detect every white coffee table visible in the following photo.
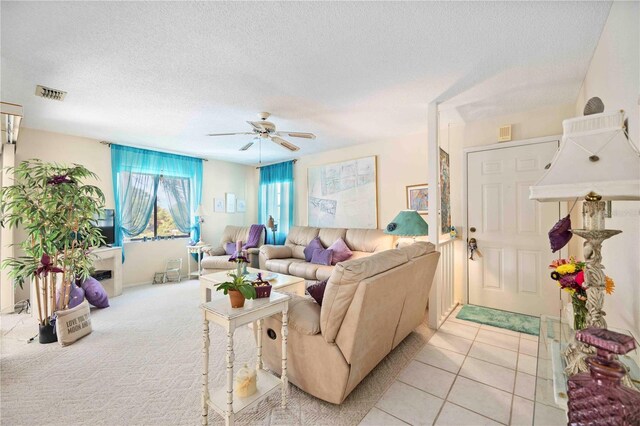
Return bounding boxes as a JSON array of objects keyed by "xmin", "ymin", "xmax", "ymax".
[
  {"xmin": 199, "ymin": 267, "xmax": 305, "ymax": 303},
  {"xmin": 201, "ymin": 291, "xmax": 290, "ymax": 425}
]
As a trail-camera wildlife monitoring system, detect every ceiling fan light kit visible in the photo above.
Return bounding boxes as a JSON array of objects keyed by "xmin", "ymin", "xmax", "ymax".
[{"xmin": 207, "ymin": 112, "xmax": 315, "ymax": 154}]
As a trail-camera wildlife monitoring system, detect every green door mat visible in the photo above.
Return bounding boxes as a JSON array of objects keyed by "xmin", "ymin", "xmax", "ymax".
[{"xmin": 456, "ymin": 305, "xmax": 540, "ymax": 336}]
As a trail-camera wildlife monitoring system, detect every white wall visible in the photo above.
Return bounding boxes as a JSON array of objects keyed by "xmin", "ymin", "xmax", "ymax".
[
  {"xmin": 293, "ymin": 132, "xmax": 428, "ymax": 230},
  {"xmin": 442, "ymin": 103, "xmax": 576, "ymax": 307},
  {"xmin": 12, "ymin": 127, "xmax": 257, "ymax": 295},
  {"xmin": 570, "ymin": 1, "xmax": 640, "ymax": 340}
]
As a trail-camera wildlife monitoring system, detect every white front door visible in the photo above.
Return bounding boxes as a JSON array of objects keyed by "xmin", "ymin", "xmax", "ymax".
[{"xmin": 467, "ymin": 141, "xmax": 561, "ymax": 317}]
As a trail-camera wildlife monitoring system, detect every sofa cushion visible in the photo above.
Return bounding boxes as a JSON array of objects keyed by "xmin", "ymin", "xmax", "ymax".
[
  {"xmin": 318, "ymin": 228, "xmax": 347, "ymax": 248},
  {"xmin": 397, "ymin": 241, "xmax": 435, "ymax": 260},
  {"xmin": 265, "ymin": 258, "xmax": 304, "ymax": 274},
  {"xmin": 311, "ymin": 249, "xmax": 333, "ymax": 266},
  {"xmin": 285, "ymin": 226, "xmax": 320, "ymax": 259},
  {"xmin": 201, "ymin": 255, "xmax": 235, "ymax": 270},
  {"xmin": 273, "ymin": 294, "xmax": 321, "ymax": 335},
  {"xmin": 328, "ymin": 238, "xmax": 353, "ymax": 264},
  {"xmin": 315, "ymin": 265, "xmax": 334, "ymax": 281},
  {"xmin": 320, "ymin": 249, "xmax": 409, "ymax": 343},
  {"xmin": 345, "ymin": 228, "xmax": 395, "ymax": 253},
  {"xmin": 288, "ymin": 261, "xmax": 322, "ymax": 280},
  {"xmin": 303, "ymin": 237, "xmax": 324, "ymax": 262}
]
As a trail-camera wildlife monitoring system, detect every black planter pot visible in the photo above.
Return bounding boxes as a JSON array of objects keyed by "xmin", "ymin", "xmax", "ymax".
[{"xmin": 38, "ymin": 323, "xmax": 57, "ymax": 344}]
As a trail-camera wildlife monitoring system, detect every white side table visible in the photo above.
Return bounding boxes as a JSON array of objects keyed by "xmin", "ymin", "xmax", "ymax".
[
  {"xmin": 187, "ymin": 244, "xmax": 211, "ymax": 277},
  {"xmin": 201, "ymin": 291, "xmax": 290, "ymax": 426}
]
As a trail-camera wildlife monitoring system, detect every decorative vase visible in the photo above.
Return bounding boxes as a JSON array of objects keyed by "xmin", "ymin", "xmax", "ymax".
[
  {"xmin": 228, "ymin": 290, "xmax": 245, "ymax": 308},
  {"xmin": 38, "ymin": 322, "xmax": 57, "ymax": 344},
  {"xmin": 572, "ymin": 295, "xmax": 588, "ymax": 331}
]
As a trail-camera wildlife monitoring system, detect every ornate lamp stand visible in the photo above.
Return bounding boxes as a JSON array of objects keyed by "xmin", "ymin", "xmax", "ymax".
[{"xmin": 563, "ymin": 193, "xmax": 634, "ymax": 388}]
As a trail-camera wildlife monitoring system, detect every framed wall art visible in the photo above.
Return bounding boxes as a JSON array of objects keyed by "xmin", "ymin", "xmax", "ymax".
[
  {"xmin": 237, "ymin": 198, "xmax": 246, "ymax": 213},
  {"xmin": 225, "ymin": 193, "xmax": 236, "ymax": 213},
  {"xmin": 307, "ymin": 156, "xmax": 377, "ymax": 228},
  {"xmin": 214, "ymin": 198, "xmax": 224, "ymax": 213},
  {"xmin": 406, "ymin": 184, "xmax": 428, "ymax": 214}
]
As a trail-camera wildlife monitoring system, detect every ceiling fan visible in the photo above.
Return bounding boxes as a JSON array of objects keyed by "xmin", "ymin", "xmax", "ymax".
[{"xmin": 207, "ymin": 112, "xmax": 315, "ymax": 152}]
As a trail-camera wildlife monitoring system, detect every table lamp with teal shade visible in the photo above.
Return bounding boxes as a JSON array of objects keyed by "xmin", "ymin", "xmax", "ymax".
[{"xmin": 384, "ymin": 210, "xmax": 429, "ymax": 243}]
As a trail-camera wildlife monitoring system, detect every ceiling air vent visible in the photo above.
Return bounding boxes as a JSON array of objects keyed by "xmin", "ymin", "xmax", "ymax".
[
  {"xmin": 35, "ymin": 85, "xmax": 67, "ymax": 101},
  {"xmin": 498, "ymin": 125, "xmax": 512, "ymax": 142}
]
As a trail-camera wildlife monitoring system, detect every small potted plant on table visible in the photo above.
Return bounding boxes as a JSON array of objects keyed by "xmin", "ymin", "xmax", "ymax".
[{"xmin": 216, "ymin": 251, "xmax": 256, "ymax": 308}]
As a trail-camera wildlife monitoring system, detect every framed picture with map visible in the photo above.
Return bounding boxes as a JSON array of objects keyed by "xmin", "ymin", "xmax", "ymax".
[
  {"xmin": 406, "ymin": 183, "xmax": 428, "ymax": 215},
  {"xmin": 307, "ymin": 156, "xmax": 378, "ymax": 228}
]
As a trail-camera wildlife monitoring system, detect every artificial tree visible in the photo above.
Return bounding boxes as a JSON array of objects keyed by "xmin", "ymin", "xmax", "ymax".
[{"xmin": 0, "ymin": 159, "xmax": 105, "ymax": 332}]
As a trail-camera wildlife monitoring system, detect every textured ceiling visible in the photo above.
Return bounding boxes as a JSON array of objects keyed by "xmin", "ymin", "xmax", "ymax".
[{"xmin": 1, "ymin": 1, "xmax": 611, "ymax": 164}]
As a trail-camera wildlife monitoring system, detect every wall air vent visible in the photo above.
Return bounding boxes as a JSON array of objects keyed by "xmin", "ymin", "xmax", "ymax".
[
  {"xmin": 498, "ymin": 125, "xmax": 512, "ymax": 142},
  {"xmin": 35, "ymin": 85, "xmax": 67, "ymax": 101}
]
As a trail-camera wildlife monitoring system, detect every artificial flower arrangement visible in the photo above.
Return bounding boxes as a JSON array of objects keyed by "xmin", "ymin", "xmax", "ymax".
[{"xmin": 549, "ymin": 257, "xmax": 615, "ymax": 330}]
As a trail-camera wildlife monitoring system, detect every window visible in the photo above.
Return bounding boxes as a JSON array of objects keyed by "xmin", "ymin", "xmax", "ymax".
[{"xmin": 124, "ymin": 173, "xmax": 191, "ymax": 241}]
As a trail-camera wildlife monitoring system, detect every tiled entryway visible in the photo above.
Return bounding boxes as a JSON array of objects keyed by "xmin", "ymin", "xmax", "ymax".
[{"xmin": 359, "ymin": 305, "xmax": 567, "ymax": 426}]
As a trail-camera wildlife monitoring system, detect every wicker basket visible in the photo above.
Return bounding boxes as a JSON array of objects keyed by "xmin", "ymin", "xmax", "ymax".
[{"xmin": 254, "ymin": 284, "xmax": 272, "ymax": 299}]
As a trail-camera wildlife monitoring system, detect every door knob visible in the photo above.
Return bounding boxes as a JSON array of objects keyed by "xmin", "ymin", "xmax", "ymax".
[{"xmin": 468, "ymin": 238, "xmax": 478, "ymax": 260}]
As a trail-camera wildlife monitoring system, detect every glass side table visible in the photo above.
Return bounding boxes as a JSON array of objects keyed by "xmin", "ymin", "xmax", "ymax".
[{"xmin": 534, "ymin": 315, "xmax": 640, "ymax": 424}]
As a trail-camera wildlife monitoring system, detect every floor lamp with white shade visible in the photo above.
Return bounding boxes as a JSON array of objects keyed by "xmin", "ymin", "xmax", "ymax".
[{"xmin": 530, "ymin": 108, "xmax": 640, "ymax": 379}]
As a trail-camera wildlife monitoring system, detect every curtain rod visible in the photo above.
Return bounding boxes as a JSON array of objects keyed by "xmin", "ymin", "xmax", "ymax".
[
  {"xmin": 255, "ymin": 159, "xmax": 297, "ymax": 169},
  {"xmin": 99, "ymin": 141, "xmax": 208, "ymax": 162}
]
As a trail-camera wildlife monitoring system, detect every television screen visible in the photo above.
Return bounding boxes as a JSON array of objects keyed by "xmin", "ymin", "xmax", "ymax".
[{"xmin": 94, "ymin": 209, "xmax": 115, "ymax": 246}]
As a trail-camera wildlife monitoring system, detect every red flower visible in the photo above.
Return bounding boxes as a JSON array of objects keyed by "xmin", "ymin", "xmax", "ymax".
[{"xmin": 575, "ymin": 270, "xmax": 585, "ymax": 287}]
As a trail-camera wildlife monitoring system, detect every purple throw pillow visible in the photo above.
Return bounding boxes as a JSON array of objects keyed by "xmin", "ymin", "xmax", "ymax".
[
  {"xmin": 303, "ymin": 237, "xmax": 324, "ymax": 262},
  {"xmin": 311, "ymin": 249, "xmax": 333, "ymax": 266},
  {"xmin": 67, "ymin": 283, "xmax": 85, "ymax": 309},
  {"xmin": 549, "ymin": 215, "xmax": 572, "ymax": 253},
  {"xmin": 307, "ymin": 280, "xmax": 327, "ymax": 306},
  {"xmin": 328, "ymin": 238, "xmax": 353, "ymax": 265},
  {"xmin": 81, "ymin": 277, "xmax": 109, "ymax": 308},
  {"xmin": 225, "ymin": 242, "xmax": 236, "ymax": 256}
]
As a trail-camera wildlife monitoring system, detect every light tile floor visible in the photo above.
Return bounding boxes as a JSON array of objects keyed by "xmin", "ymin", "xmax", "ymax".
[{"xmin": 359, "ymin": 305, "xmax": 568, "ymax": 426}]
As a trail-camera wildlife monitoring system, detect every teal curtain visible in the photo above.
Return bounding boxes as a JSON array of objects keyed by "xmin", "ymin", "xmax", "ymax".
[
  {"xmin": 258, "ymin": 161, "xmax": 294, "ymax": 245},
  {"xmin": 111, "ymin": 145, "xmax": 203, "ymax": 261}
]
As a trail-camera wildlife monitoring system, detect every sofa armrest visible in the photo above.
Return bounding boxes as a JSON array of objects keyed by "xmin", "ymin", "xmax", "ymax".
[
  {"xmin": 259, "ymin": 245, "xmax": 293, "ymax": 269},
  {"xmin": 204, "ymin": 246, "xmax": 226, "ymax": 257},
  {"xmin": 247, "ymin": 247, "xmax": 260, "ymax": 268}
]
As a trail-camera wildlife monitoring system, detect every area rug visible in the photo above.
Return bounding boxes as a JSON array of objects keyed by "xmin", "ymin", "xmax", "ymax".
[
  {"xmin": 456, "ymin": 304, "xmax": 540, "ymax": 336},
  {"xmin": 1, "ymin": 280, "xmax": 433, "ymax": 425}
]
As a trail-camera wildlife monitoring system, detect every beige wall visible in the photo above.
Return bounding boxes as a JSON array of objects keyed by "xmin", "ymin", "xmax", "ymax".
[
  {"xmin": 293, "ymin": 132, "xmax": 428, "ymax": 230},
  {"xmin": 13, "ymin": 128, "xmax": 257, "ymax": 296},
  {"xmin": 442, "ymin": 103, "xmax": 576, "ymax": 307},
  {"xmin": 570, "ymin": 1, "xmax": 640, "ymax": 340}
]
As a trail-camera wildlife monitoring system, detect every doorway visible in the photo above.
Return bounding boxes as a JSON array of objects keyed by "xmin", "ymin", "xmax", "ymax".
[{"xmin": 465, "ymin": 138, "xmax": 561, "ymax": 317}]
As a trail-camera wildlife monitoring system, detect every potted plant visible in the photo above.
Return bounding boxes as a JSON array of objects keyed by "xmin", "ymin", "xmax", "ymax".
[
  {"xmin": 0, "ymin": 160, "xmax": 105, "ymax": 343},
  {"xmin": 216, "ymin": 252, "xmax": 256, "ymax": 308}
]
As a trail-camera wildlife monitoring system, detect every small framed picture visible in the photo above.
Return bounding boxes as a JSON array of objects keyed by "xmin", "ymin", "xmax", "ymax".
[
  {"xmin": 406, "ymin": 184, "xmax": 428, "ymax": 214},
  {"xmin": 226, "ymin": 193, "xmax": 236, "ymax": 213},
  {"xmin": 214, "ymin": 198, "xmax": 224, "ymax": 213},
  {"xmin": 237, "ymin": 199, "xmax": 246, "ymax": 213}
]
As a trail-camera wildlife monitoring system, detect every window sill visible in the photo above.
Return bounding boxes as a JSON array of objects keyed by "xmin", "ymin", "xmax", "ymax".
[{"xmin": 124, "ymin": 236, "xmax": 190, "ymax": 244}]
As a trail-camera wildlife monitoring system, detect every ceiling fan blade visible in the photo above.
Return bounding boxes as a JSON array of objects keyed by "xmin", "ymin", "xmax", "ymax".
[
  {"xmin": 270, "ymin": 136, "xmax": 300, "ymax": 152},
  {"xmin": 239, "ymin": 142, "xmax": 254, "ymax": 151},
  {"xmin": 246, "ymin": 121, "xmax": 267, "ymax": 132},
  {"xmin": 274, "ymin": 131, "xmax": 316, "ymax": 139},
  {"xmin": 207, "ymin": 132, "xmax": 254, "ymax": 137}
]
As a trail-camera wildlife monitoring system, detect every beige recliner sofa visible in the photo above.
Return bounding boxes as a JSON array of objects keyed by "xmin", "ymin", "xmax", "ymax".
[
  {"xmin": 258, "ymin": 242, "xmax": 440, "ymax": 404},
  {"xmin": 259, "ymin": 226, "xmax": 395, "ymax": 282},
  {"xmin": 201, "ymin": 225, "xmax": 265, "ymax": 274}
]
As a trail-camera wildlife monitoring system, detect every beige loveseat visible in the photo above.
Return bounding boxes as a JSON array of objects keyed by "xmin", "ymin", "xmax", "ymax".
[
  {"xmin": 258, "ymin": 242, "xmax": 440, "ymax": 404},
  {"xmin": 258, "ymin": 226, "xmax": 395, "ymax": 282},
  {"xmin": 201, "ymin": 225, "xmax": 265, "ymax": 274}
]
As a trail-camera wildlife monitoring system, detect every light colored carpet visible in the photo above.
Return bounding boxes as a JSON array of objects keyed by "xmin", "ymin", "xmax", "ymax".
[{"xmin": 1, "ymin": 280, "xmax": 434, "ymax": 425}]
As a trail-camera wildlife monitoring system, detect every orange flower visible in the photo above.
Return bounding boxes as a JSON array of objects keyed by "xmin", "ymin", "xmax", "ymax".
[{"xmin": 605, "ymin": 276, "xmax": 615, "ymax": 295}]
